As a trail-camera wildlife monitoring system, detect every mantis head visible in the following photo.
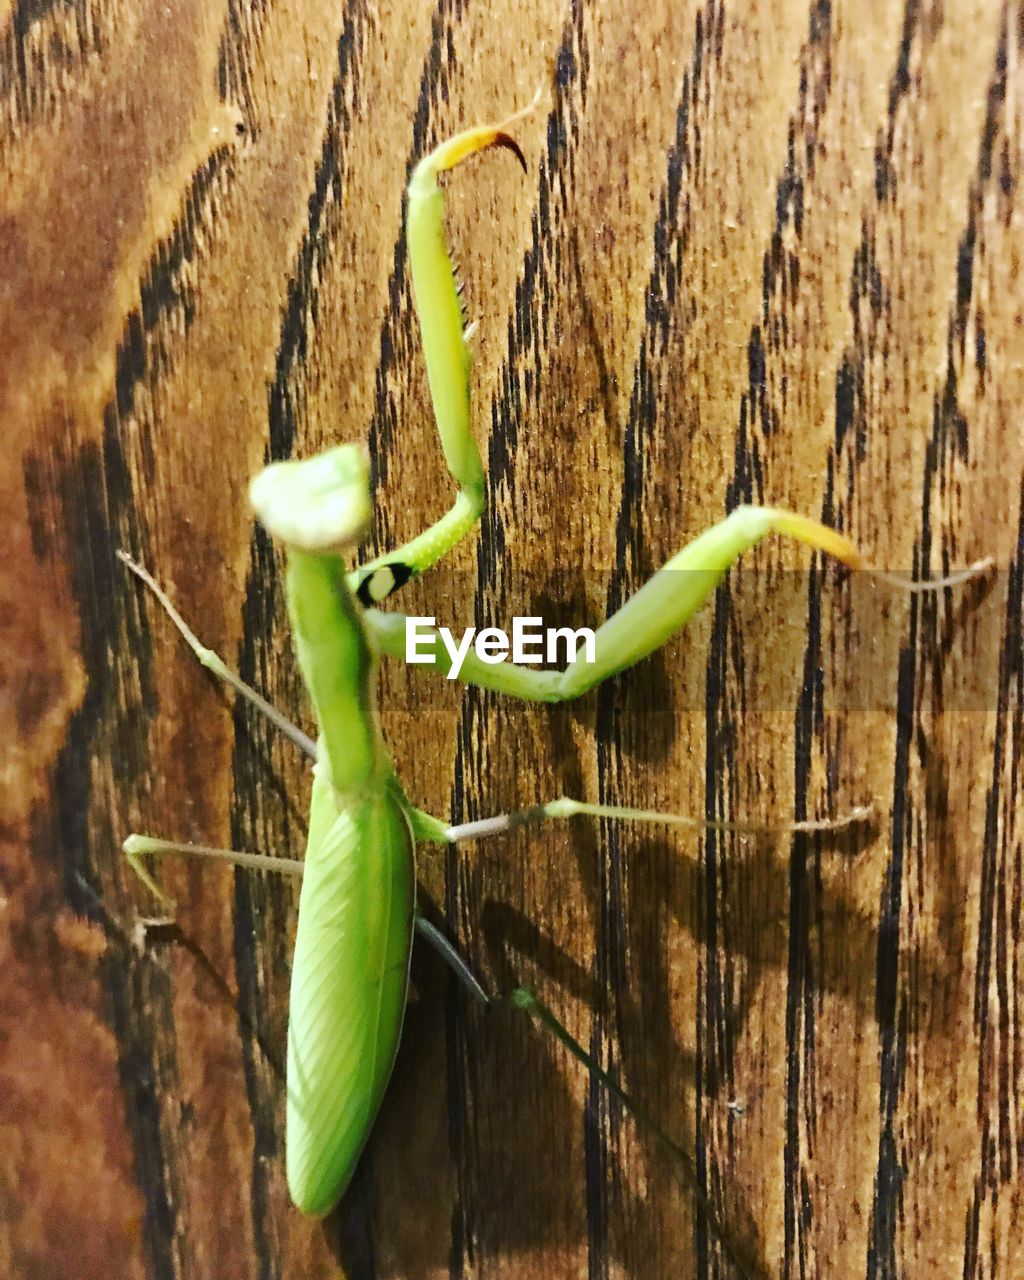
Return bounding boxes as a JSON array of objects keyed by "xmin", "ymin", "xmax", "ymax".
[{"xmin": 250, "ymin": 445, "xmax": 372, "ymax": 555}]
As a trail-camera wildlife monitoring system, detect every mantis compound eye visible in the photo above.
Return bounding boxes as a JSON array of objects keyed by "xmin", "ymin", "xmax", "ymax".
[{"xmin": 250, "ymin": 444, "xmax": 372, "ymax": 554}]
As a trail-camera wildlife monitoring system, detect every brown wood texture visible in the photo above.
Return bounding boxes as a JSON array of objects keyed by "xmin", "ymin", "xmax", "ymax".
[{"xmin": 3, "ymin": 0, "xmax": 1023, "ymax": 1277}]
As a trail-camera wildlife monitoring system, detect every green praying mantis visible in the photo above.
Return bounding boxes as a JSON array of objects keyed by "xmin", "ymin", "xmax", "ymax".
[{"xmin": 120, "ymin": 99, "xmax": 987, "ymax": 1263}]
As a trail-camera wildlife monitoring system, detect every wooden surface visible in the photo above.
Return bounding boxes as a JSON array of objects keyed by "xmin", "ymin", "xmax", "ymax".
[{"xmin": 3, "ymin": 1, "xmax": 1023, "ymax": 1277}]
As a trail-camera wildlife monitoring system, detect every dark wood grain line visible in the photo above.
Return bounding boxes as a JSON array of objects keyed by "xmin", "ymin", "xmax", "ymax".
[
  {"xmin": 472, "ymin": 0, "xmax": 586, "ymax": 595},
  {"xmin": 923, "ymin": 10, "xmax": 1015, "ymax": 1153},
  {"xmin": 41, "ymin": 430, "xmax": 180, "ymax": 1280},
  {"xmin": 950, "ymin": 26, "xmax": 1008, "ymax": 376},
  {"xmin": 713, "ymin": 6, "xmax": 844, "ymax": 1279},
  {"xmin": 874, "ymin": 0, "xmax": 923, "ymax": 206},
  {"xmin": 786, "ymin": 543, "xmax": 827, "ymax": 1280},
  {"xmin": 866, "ymin": 631, "xmax": 917, "ymax": 1280},
  {"xmin": 967, "ymin": 483, "xmax": 1023, "ymax": 1279},
  {"xmin": 946, "ymin": 8, "xmax": 1008, "ymax": 450},
  {"xmin": 659, "ymin": 4, "xmax": 842, "ymax": 1279},
  {"xmin": 867, "ymin": 10, "xmax": 1013, "ymax": 1278},
  {"xmin": 217, "ymin": 0, "xmax": 270, "ymax": 135},
  {"xmin": 0, "ymin": 0, "xmax": 109, "ymax": 153},
  {"xmin": 264, "ymin": 3, "xmax": 366, "ymax": 465},
  {"xmin": 954, "ymin": 13, "xmax": 1023, "ymax": 1277}
]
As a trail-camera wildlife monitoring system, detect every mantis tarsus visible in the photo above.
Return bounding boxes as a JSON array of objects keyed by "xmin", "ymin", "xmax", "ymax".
[{"xmin": 120, "ymin": 100, "xmax": 987, "ymax": 1272}]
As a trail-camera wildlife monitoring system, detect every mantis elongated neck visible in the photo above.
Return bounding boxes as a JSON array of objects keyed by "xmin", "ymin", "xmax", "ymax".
[{"xmin": 285, "ymin": 550, "xmax": 385, "ymax": 797}]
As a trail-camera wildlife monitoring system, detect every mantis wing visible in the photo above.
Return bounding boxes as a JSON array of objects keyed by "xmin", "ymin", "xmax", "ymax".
[{"xmin": 286, "ymin": 775, "xmax": 415, "ymax": 1216}]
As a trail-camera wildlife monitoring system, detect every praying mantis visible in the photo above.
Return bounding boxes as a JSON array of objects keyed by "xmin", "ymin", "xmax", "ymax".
[{"xmin": 119, "ymin": 99, "xmax": 986, "ymax": 1266}]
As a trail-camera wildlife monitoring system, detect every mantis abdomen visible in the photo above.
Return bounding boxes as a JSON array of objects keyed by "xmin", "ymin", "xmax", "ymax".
[{"xmin": 286, "ymin": 779, "xmax": 415, "ymax": 1215}]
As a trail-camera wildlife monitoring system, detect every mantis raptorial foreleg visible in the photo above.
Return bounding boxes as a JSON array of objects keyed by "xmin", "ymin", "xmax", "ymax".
[
  {"xmin": 349, "ymin": 102, "xmax": 536, "ymax": 608},
  {"xmin": 364, "ymin": 508, "xmax": 988, "ymax": 702}
]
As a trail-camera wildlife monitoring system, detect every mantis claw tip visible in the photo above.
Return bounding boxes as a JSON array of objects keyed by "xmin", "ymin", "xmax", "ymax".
[{"xmin": 492, "ymin": 131, "xmax": 528, "ymax": 174}]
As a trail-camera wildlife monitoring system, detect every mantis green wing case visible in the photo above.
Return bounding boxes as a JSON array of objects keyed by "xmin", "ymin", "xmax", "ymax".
[{"xmin": 285, "ymin": 779, "xmax": 414, "ymax": 1216}]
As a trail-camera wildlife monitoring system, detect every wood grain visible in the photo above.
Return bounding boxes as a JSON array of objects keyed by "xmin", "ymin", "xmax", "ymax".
[{"xmin": 2, "ymin": 1, "xmax": 1022, "ymax": 1277}]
